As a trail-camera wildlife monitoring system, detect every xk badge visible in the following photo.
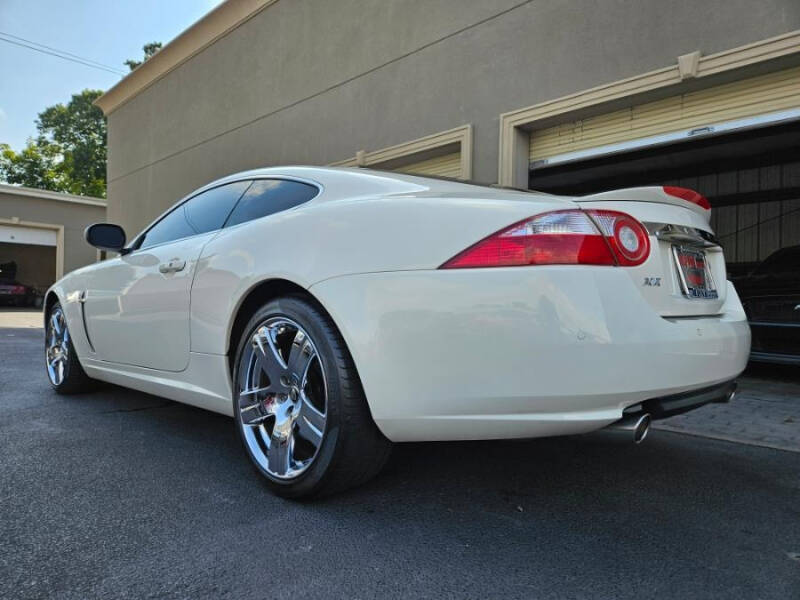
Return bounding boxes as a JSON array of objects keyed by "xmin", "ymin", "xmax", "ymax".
[{"xmin": 643, "ymin": 277, "xmax": 662, "ymax": 287}]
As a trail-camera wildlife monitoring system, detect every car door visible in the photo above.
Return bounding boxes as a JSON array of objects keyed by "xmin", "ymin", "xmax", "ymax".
[{"xmin": 83, "ymin": 181, "xmax": 250, "ymax": 371}]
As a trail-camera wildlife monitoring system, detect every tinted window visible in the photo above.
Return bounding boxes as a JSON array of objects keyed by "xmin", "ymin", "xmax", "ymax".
[
  {"xmin": 138, "ymin": 182, "xmax": 250, "ymax": 250},
  {"xmin": 224, "ymin": 179, "xmax": 318, "ymax": 228},
  {"xmin": 138, "ymin": 206, "xmax": 195, "ymax": 250},
  {"xmin": 184, "ymin": 181, "xmax": 250, "ymax": 234},
  {"xmin": 758, "ymin": 247, "xmax": 800, "ymax": 275}
]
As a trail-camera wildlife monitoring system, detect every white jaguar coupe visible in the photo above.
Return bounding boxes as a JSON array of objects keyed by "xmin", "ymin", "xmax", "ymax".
[{"xmin": 45, "ymin": 167, "xmax": 750, "ymax": 497}]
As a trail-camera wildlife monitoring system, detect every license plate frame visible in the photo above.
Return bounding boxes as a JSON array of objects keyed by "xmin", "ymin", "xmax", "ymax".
[{"xmin": 671, "ymin": 245, "xmax": 718, "ymax": 299}]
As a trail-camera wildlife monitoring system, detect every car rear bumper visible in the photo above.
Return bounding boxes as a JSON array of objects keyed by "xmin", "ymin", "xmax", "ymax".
[{"xmin": 312, "ymin": 267, "xmax": 751, "ymax": 442}]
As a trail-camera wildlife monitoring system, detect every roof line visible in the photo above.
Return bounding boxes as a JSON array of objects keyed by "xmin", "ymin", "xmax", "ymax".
[
  {"xmin": 0, "ymin": 183, "xmax": 107, "ymax": 207},
  {"xmin": 94, "ymin": 0, "xmax": 278, "ymax": 116}
]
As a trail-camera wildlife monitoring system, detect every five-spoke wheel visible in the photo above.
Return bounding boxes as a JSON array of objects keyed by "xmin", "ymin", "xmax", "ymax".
[
  {"xmin": 44, "ymin": 302, "xmax": 94, "ymax": 394},
  {"xmin": 46, "ymin": 306, "xmax": 71, "ymax": 386},
  {"xmin": 232, "ymin": 297, "xmax": 392, "ymax": 498},
  {"xmin": 237, "ymin": 317, "xmax": 327, "ymax": 479}
]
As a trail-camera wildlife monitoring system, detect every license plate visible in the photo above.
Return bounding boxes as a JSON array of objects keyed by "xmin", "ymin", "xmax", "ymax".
[{"xmin": 672, "ymin": 246, "xmax": 718, "ymax": 299}]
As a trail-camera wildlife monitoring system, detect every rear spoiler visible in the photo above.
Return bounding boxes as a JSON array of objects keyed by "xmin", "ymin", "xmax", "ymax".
[{"xmin": 577, "ymin": 186, "xmax": 711, "ymax": 222}]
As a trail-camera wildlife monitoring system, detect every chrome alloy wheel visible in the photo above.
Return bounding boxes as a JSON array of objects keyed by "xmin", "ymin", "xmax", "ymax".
[
  {"xmin": 45, "ymin": 306, "xmax": 70, "ymax": 386},
  {"xmin": 237, "ymin": 317, "xmax": 328, "ymax": 479}
]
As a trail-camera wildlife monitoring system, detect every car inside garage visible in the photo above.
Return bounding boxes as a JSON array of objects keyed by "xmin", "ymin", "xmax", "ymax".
[
  {"xmin": 0, "ymin": 183, "xmax": 106, "ymax": 312},
  {"xmin": 527, "ymin": 66, "xmax": 800, "ymax": 277},
  {"xmin": 0, "ymin": 224, "xmax": 57, "ymax": 306}
]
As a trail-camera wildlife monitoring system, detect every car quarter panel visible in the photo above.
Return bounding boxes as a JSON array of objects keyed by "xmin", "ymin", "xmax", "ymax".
[
  {"xmin": 310, "ymin": 269, "xmax": 750, "ymax": 442},
  {"xmin": 189, "ymin": 191, "xmax": 571, "ymax": 355}
]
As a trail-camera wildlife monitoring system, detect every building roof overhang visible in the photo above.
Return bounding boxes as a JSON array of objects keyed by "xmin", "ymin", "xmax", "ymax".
[{"xmin": 94, "ymin": 0, "xmax": 277, "ymax": 116}]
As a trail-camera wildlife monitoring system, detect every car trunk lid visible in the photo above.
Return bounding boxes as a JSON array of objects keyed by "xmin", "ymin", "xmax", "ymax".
[{"xmin": 576, "ymin": 187, "xmax": 725, "ymax": 318}]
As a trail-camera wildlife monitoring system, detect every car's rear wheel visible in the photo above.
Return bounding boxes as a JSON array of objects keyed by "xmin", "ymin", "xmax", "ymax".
[
  {"xmin": 45, "ymin": 303, "xmax": 94, "ymax": 394},
  {"xmin": 232, "ymin": 296, "xmax": 391, "ymax": 498}
]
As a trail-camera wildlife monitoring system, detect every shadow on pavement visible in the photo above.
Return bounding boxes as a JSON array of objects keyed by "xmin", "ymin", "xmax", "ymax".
[{"xmin": 2, "ymin": 328, "xmax": 799, "ymax": 599}]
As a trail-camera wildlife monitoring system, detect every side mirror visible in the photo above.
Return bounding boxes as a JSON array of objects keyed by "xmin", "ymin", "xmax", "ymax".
[{"xmin": 85, "ymin": 223, "xmax": 127, "ymax": 252}]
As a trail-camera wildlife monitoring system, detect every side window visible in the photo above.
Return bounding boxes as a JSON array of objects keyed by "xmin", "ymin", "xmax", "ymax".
[
  {"xmin": 137, "ymin": 206, "xmax": 195, "ymax": 250},
  {"xmin": 137, "ymin": 181, "xmax": 250, "ymax": 250},
  {"xmin": 184, "ymin": 181, "xmax": 250, "ymax": 234},
  {"xmin": 224, "ymin": 179, "xmax": 318, "ymax": 228}
]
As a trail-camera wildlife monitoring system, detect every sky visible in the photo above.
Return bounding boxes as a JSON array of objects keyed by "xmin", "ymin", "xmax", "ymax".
[{"xmin": 0, "ymin": 0, "xmax": 224, "ymax": 150}]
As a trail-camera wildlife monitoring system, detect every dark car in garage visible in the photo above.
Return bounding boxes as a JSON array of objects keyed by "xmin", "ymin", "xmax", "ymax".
[
  {"xmin": 0, "ymin": 261, "xmax": 40, "ymax": 307},
  {"xmin": 734, "ymin": 245, "xmax": 800, "ymax": 365},
  {"xmin": 0, "ymin": 280, "xmax": 39, "ymax": 307}
]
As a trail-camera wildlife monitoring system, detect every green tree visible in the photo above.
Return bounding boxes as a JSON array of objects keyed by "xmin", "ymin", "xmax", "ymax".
[
  {"xmin": 37, "ymin": 89, "xmax": 107, "ymax": 197},
  {"xmin": 1, "ymin": 44, "xmax": 163, "ymax": 197},
  {"xmin": 124, "ymin": 42, "xmax": 162, "ymax": 71},
  {"xmin": 0, "ymin": 89, "xmax": 107, "ymax": 197},
  {"xmin": 0, "ymin": 141, "xmax": 63, "ymax": 191}
]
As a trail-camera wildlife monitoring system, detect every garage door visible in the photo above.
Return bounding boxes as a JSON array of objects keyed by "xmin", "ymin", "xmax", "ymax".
[
  {"xmin": 393, "ymin": 152, "xmax": 463, "ymax": 178},
  {"xmin": 530, "ymin": 66, "xmax": 800, "ymax": 167},
  {"xmin": 0, "ymin": 224, "xmax": 57, "ymax": 246}
]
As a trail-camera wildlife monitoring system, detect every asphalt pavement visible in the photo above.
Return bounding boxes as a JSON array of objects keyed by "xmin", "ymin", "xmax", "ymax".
[{"xmin": 1, "ymin": 326, "xmax": 799, "ymax": 599}]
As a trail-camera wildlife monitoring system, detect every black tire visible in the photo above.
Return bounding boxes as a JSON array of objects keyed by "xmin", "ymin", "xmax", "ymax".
[
  {"xmin": 232, "ymin": 295, "xmax": 392, "ymax": 498},
  {"xmin": 45, "ymin": 302, "xmax": 95, "ymax": 394}
]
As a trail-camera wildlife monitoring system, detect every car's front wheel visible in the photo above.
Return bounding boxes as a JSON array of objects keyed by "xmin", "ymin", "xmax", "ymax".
[
  {"xmin": 45, "ymin": 303, "xmax": 94, "ymax": 394},
  {"xmin": 232, "ymin": 296, "xmax": 392, "ymax": 498}
]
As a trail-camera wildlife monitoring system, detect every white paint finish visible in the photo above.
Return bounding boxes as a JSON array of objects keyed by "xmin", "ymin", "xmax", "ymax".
[
  {"xmin": 575, "ymin": 194, "xmax": 725, "ymax": 318},
  {"xmin": 577, "ymin": 186, "xmax": 711, "ymax": 222},
  {"xmin": 82, "ymin": 232, "xmax": 217, "ymax": 371},
  {"xmin": 0, "ymin": 224, "xmax": 57, "ymax": 246},
  {"xmin": 47, "ymin": 167, "xmax": 751, "ymax": 443},
  {"xmin": 188, "ymin": 168, "xmax": 571, "ymax": 355},
  {"xmin": 312, "ymin": 272, "xmax": 749, "ymax": 441},
  {"xmin": 81, "ymin": 352, "xmax": 233, "ymax": 415}
]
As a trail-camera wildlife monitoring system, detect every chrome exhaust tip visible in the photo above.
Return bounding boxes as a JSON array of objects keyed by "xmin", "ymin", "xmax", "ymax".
[
  {"xmin": 630, "ymin": 413, "xmax": 651, "ymax": 444},
  {"xmin": 592, "ymin": 413, "xmax": 651, "ymax": 444},
  {"xmin": 720, "ymin": 382, "xmax": 737, "ymax": 403}
]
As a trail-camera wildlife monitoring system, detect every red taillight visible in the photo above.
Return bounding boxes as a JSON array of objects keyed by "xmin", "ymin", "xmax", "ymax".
[
  {"xmin": 663, "ymin": 186, "xmax": 711, "ymax": 210},
  {"xmin": 440, "ymin": 209, "xmax": 650, "ymax": 269},
  {"xmin": 11, "ymin": 285, "xmax": 25, "ymax": 294},
  {"xmin": 587, "ymin": 210, "xmax": 651, "ymax": 266}
]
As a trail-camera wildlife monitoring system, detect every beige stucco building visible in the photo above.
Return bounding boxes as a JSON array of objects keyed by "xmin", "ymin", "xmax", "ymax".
[
  {"xmin": 0, "ymin": 184, "xmax": 106, "ymax": 290},
  {"xmin": 96, "ymin": 0, "xmax": 800, "ymax": 272}
]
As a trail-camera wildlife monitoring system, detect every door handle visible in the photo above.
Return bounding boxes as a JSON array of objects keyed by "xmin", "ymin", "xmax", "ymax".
[{"xmin": 158, "ymin": 258, "xmax": 186, "ymax": 274}]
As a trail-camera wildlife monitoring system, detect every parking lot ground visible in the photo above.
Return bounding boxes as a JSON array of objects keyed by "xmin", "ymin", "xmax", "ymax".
[
  {"xmin": 1, "ymin": 326, "xmax": 799, "ymax": 599},
  {"xmin": 654, "ymin": 363, "xmax": 800, "ymax": 452},
  {"xmin": 0, "ymin": 308, "xmax": 43, "ymax": 329}
]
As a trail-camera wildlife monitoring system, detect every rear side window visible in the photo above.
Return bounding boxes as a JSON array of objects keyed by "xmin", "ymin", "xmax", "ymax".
[
  {"xmin": 138, "ymin": 181, "xmax": 250, "ymax": 250},
  {"xmin": 184, "ymin": 181, "xmax": 250, "ymax": 234},
  {"xmin": 224, "ymin": 179, "xmax": 318, "ymax": 228}
]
